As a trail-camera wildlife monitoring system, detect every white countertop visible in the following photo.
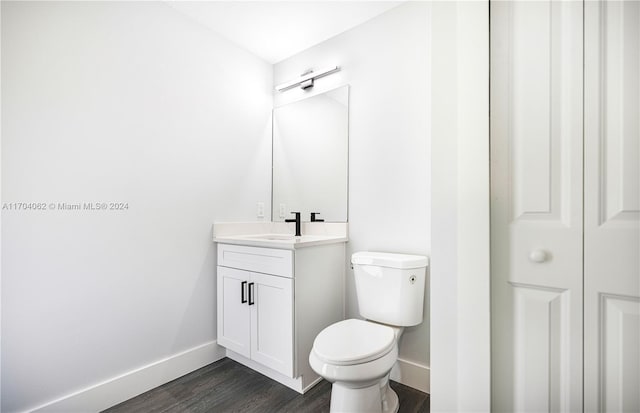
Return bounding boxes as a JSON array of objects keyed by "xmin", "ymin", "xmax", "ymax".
[{"xmin": 212, "ymin": 222, "xmax": 348, "ymax": 250}]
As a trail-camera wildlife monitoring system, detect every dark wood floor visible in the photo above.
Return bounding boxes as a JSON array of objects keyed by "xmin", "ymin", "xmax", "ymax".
[{"xmin": 103, "ymin": 357, "xmax": 429, "ymax": 413}]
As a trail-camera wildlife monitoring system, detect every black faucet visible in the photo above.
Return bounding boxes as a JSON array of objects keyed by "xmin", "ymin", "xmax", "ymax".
[
  {"xmin": 310, "ymin": 212, "xmax": 324, "ymax": 222},
  {"xmin": 285, "ymin": 212, "xmax": 302, "ymax": 236}
]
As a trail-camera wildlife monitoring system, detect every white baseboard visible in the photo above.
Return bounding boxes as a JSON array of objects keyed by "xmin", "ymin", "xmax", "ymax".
[
  {"xmin": 26, "ymin": 344, "xmax": 427, "ymax": 412},
  {"xmin": 30, "ymin": 341, "xmax": 226, "ymax": 413},
  {"xmin": 390, "ymin": 358, "xmax": 430, "ymax": 394}
]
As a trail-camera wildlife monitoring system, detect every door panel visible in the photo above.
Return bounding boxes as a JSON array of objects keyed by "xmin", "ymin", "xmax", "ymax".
[
  {"xmin": 491, "ymin": 1, "xmax": 584, "ymax": 411},
  {"xmin": 511, "ymin": 283, "xmax": 571, "ymax": 413},
  {"xmin": 250, "ymin": 272, "xmax": 294, "ymax": 377},
  {"xmin": 600, "ymin": 295, "xmax": 640, "ymax": 412},
  {"xmin": 584, "ymin": 2, "xmax": 640, "ymax": 412},
  {"xmin": 217, "ymin": 266, "xmax": 251, "ymax": 358}
]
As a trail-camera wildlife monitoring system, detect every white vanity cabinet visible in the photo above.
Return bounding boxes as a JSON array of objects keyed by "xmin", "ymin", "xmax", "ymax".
[
  {"xmin": 217, "ymin": 265, "xmax": 294, "ymax": 377},
  {"xmin": 216, "ymin": 241, "xmax": 345, "ymax": 393}
]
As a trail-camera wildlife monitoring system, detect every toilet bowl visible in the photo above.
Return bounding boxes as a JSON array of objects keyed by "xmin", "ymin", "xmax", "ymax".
[
  {"xmin": 309, "ymin": 251, "xmax": 429, "ymax": 413},
  {"xmin": 309, "ymin": 318, "xmax": 401, "ymax": 413}
]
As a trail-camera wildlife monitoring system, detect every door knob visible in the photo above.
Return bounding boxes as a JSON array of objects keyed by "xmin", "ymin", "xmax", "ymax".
[{"xmin": 529, "ymin": 249, "xmax": 548, "ymax": 263}]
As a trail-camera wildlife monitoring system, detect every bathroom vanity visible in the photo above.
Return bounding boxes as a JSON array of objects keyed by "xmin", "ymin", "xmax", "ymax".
[
  {"xmin": 212, "ymin": 85, "xmax": 351, "ymax": 394},
  {"xmin": 213, "ymin": 222, "xmax": 347, "ymax": 393}
]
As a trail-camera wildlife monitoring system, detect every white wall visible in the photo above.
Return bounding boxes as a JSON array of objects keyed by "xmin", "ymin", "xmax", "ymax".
[
  {"xmin": 1, "ymin": 2, "xmax": 272, "ymax": 411},
  {"xmin": 430, "ymin": 2, "xmax": 491, "ymax": 412},
  {"xmin": 274, "ymin": 1, "xmax": 431, "ymax": 386}
]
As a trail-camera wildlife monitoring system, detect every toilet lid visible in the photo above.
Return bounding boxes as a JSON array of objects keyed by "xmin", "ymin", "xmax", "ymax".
[{"xmin": 312, "ymin": 319, "xmax": 396, "ymax": 366}]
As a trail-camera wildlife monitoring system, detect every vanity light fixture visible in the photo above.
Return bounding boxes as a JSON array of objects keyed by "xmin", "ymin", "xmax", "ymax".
[{"xmin": 275, "ymin": 65, "xmax": 340, "ymax": 92}]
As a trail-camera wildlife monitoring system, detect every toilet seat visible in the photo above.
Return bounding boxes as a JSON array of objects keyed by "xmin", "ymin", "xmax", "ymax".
[{"xmin": 312, "ymin": 319, "xmax": 395, "ymax": 366}]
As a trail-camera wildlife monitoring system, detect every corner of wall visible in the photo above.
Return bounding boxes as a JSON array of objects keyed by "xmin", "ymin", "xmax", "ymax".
[{"xmin": 390, "ymin": 358, "xmax": 430, "ymax": 394}]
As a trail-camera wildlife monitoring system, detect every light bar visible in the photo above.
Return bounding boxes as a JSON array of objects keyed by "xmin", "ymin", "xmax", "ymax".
[{"xmin": 275, "ymin": 66, "xmax": 341, "ymax": 92}]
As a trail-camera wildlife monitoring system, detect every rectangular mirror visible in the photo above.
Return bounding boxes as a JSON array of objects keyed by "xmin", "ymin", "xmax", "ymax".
[{"xmin": 272, "ymin": 85, "xmax": 349, "ymax": 222}]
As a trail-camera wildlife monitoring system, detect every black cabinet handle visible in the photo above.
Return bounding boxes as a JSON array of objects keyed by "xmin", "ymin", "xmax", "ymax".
[
  {"xmin": 241, "ymin": 281, "xmax": 247, "ymax": 303},
  {"xmin": 248, "ymin": 282, "xmax": 255, "ymax": 305}
]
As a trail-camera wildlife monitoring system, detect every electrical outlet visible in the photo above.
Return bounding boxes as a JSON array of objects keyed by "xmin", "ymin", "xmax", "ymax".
[
  {"xmin": 257, "ymin": 202, "xmax": 265, "ymax": 218},
  {"xmin": 279, "ymin": 204, "xmax": 286, "ymax": 218}
]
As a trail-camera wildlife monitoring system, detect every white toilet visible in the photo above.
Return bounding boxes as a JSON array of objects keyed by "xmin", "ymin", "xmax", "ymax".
[{"xmin": 309, "ymin": 251, "xmax": 428, "ymax": 413}]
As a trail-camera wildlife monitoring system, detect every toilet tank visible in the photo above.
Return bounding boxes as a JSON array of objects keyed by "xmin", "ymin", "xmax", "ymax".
[{"xmin": 351, "ymin": 252, "xmax": 428, "ymax": 327}]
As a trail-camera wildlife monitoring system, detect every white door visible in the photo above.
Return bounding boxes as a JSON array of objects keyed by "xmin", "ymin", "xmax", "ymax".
[
  {"xmin": 217, "ymin": 266, "xmax": 251, "ymax": 358},
  {"xmin": 250, "ymin": 272, "xmax": 294, "ymax": 377},
  {"xmin": 584, "ymin": 2, "xmax": 640, "ymax": 412},
  {"xmin": 492, "ymin": 1, "xmax": 640, "ymax": 411},
  {"xmin": 491, "ymin": 1, "xmax": 584, "ymax": 411}
]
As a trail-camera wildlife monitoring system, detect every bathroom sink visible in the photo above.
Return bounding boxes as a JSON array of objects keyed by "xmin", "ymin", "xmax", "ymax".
[
  {"xmin": 246, "ymin": 234, "xmax": 296, "ymax": 241},
  {"xmin": 213, "ymin": 228, "xmax": 348, "ymax": 249}
]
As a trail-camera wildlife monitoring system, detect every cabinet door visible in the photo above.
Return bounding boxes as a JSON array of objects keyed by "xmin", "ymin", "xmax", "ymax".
[
  {"xmin": 217, "ymin": 266, "xmax": 251, "ymax": 358},
  {"xmin": 249, "ymin": 272, "xmax": 294, "ymax": 377}
]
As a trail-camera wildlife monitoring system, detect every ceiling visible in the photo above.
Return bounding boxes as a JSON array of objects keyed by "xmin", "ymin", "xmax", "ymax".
[{"xmin": 165, "ymin": 1, "xmax": 404, "ymax": 64}]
